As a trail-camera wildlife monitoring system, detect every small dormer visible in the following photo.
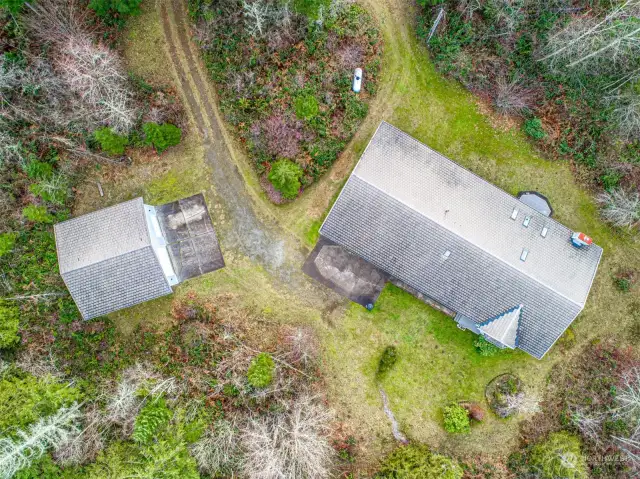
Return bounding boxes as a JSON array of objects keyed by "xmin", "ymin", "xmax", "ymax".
[{"xmin": 478, "ymin": 305, "xmax": 523, "ymax": 349}]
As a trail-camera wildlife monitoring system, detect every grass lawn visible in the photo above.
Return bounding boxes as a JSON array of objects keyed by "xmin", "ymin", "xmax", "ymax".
[
  {"xmin": 265, "ymin": 0, "xmax": 640, "ymax": 461},
  {"xmin": 70, "ymin": 0, "xmax": 640, "ymax": 469},
  {"xmin": 322, "ymin": 284, "xmax": 550, "ymax": 460}
]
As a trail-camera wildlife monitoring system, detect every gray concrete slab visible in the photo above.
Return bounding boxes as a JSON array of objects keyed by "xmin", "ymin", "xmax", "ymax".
[
  {"xmin": 303, "ymin": 236, "xmax": 388, "ymax": 307},
  {"xmin": 156, "ymin": 193, "xmax": 225, "ymax": 282}
]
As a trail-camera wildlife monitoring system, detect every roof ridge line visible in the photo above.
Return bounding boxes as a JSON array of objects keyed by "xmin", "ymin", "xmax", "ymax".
[
  {"xmin": 70, "ymin": 244, "xmax": 156, "ymax": 274},
  {"xmin": 351, "ymin": 172, "xmax": 583, "ymax": 308},
  {"xmin": 55, "ymin": 197, "xmax": 152, "ymax": 273},
  {"xmin": 376, "ymin": 122, "xmax": 577, "ymax": 234}
]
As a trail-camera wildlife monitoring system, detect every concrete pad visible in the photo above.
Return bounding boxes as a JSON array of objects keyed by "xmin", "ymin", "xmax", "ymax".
[
  {"xmin": 156, "ymin": 193, "xmax": 225, "ymax": 282},
  {"xmin": 303, "ymin": 236, "xmax": 388, "ymax": 307}
]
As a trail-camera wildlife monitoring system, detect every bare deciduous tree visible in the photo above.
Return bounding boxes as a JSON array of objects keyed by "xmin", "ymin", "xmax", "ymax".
[
  {"xmin": 495, "ymin": 391, "xmax": 540, "ymax": 418},
  {"xmin": 191, "ymin": 418, "xmax": 243, "ymax": 476},
  {"xmin": 493, "ymin": 76, "xmax": 532, "ymax": 116},
  {"xmin": 243, "ymin": 0, "xmax": 271, "ymax": 37},
  {"xmin": 283, "ymin": 326, "xmax": 318, "ymax": 367},
  {"xmin": 608, "ymin": 90, "xmax": 640, "ymax": 140},
  {"xmin": 104, "ymin": 363, "xmax": 180, "ymax": 436},
  {"xmin": 615, "ymin": 367, "xmax": 640, "ymax": 430},
  {"xmin": 541, "ymin": 0, "xmax": 640, "ymax": 84},
  {"xmin": 52, "ymin": 404, "xmax": 105, "ymax": 466},
  {"xmin": 241, "ymin": 396, "xmax": 335, "ymax": 479},
  {"xmin": 15, "ymin": 350, "xmax": 62, "ymax": 379},
  {"xmin": 24, "ymin": 0, "xmax": 139, "ymax": 133},
  {"xmin": 597, "ymin": 188, "xmax": 640, "ymax": 228},
  {"xmin": 569, "ymin": 406, "xmax": 605, "ymax": 444}
]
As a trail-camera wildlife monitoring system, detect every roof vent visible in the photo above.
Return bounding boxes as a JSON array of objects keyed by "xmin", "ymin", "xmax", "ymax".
[
  {"xmin": 541, "ymin": 226, "xmax": 548, "ymax": 238},
  {"xmin": 442, "ymin": 250, "xmax": 451, "ymax": 260},
  {"xmin": 511, "ymin": 208, "xmax": 518, "ymax": 220},
  {"xmin": 520, "ymin": 248, "xmax": 529, "ymax": 262},
  {"xmin": 523, "ymin": 216, "xmax": 531, "ymax": 227}
]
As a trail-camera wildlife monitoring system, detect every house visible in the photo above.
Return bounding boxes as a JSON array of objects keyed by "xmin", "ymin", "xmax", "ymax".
[
  {"xmin": 308, "ymin": 122, "xmax": 602, "ymax": 359},
  {"xmin": 54, "ymin": 193, "xmax": 224, "ymax": 320}
]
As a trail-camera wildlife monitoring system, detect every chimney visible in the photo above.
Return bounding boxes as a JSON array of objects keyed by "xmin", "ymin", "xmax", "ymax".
[{"xmin": 571, "ymin": 232, "xmax": 593, "ymax": 248}]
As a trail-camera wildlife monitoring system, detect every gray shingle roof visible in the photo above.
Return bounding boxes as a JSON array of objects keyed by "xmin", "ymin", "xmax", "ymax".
[
  {"xmin": 55, "ymin": 198, "xmax": 172, "ymax": 319},
  {"xmin": 320, "ymin": 122, "xmax": 603, "ymax": 359}
]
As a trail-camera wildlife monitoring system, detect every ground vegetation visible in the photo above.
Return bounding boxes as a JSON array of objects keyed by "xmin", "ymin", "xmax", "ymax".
[
  {"xmin": 420, "ymin": 0, "xmax": 640, "ymax": 226},
  {"xmin": 190, "ymin": 0, "xmax": 381, "ymax": 201}
]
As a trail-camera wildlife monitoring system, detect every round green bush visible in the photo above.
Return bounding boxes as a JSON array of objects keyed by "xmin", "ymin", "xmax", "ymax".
[
  {"xmin": 247, "ymin": 352, "xmax": 275, "ymax": 388},
  {"xmin": 132, "ymin": 396, "xmax": 172, "ymax": 444},
  {"xmin": 523, "ymin": 118, "xmax": 547, "ymax": 141},
  {"xmin": 94, "ymin": 127, "xmax": 129, "ymax": 156},
  {"xmin": 294, "ymin": 94, "xmax": 319, "ymax": 120},
  {"xmin": 22, "ymin": 204, "xmax": 53, "ymax": 224},
  {"xmin": 529, "ymin": 432, "xmax": 587, "ymax": 479},
  {"xmin": 443, "ymin": 403, "xmax": 470, "ymax": 434},
  {"xmin": 143, "ymin": 122, "xmax": 182, "ymax": 154},
  {"xmin": 268, "ymin": 159, "xmax": 303, "ymax": 199},
  {"xmin": 376, "ymin": 444, "xmax": 463, "ymax": 479}
]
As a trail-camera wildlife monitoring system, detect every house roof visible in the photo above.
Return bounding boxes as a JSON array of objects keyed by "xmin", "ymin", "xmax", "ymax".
[
  {"xmin": 320, "ymin": 121, "xmax": 602, "ymax": 358},
  {"xmin": 54, "ymin": 198, "xmax": 172, "ymax": 319}
]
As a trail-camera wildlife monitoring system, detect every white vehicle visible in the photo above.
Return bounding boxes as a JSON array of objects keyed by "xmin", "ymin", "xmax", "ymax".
[{"xmin": 352, "ymin": 68, "xmax": 363, "ymax": 93}]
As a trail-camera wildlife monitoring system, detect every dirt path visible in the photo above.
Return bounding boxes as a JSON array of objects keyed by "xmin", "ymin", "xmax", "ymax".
[
  {"xmin": 158, "ymin": 0, "xmax": 345, "ymax": 317},
  {"xmin": 160, "ymin": 0, "xmax": 285, "ymax": 270}
]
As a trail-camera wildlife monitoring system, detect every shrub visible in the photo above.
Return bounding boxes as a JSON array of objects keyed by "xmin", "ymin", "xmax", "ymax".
[
  {"xmin": 94, "ymin": 127, "xmax": 129, "ymax": 156},
  {"xmin": 443, "ymin": 404, "xmax": 470, "ymax": 434},
  {"xmin": 247, "ymin": 353, "xmax": 275, "ymax": 388},
  {"xmin": 376, "ymin": 444, "xmax": 463, "ymax": 479},
  {"xmin": 132, "ymin": 396, "xmax": 172, "ymax": 443},
  {"xmin": 29, "ymin": 175, "xmax": 69, "ymax": 205},
  {"xmin": 558, "ymin": 326, "xmax": 576, "ymax": 349},
  {"xmin": 0, "ymin": 233, "xmax": 16, "ymax": 257},
  {"xmin": 529, "ymin": 432, "xmax": 588, "ymax": 479},
  {"xmin": 0, "ymin": 0, "xmax": 29, "ymax": 14},
  {"xmin": 83, "ymin": 433, "xmax": 199, "ymax": 479},
  {"xmin": 463, "ymin": 402, "xmax": 485, "ymax": 422},
  {"xmin": 0, "ymin": 373, "xmax": 82, "ymax": 431},
  {"xmin": 601, "ymin": 169, "xmax": 623, "ymax": 191},
  {"xmin": 523, "ymin": 118, "xmax": 547, "ymax": 140},
  {"xmin": 24, "ymin": 161, "xmax": 53, "ymax": 180},
  {"xmin": 616, "ymin": 277, "xmax": 632, "ymax": 292},
  {"xmin": 294, "ymin": 94, "xmax": 319, "ymax": 120},
  {"xmin": 258, "ymin": 115, "xmax": 302, "ymax": 159},
  {"xmin": 292, "ymin": 0, "xmax": 330, "ymax": 19},
  {"xmin": 89, "ymin": 0, "xmax": 142, "ymax": 27},
  {"xmin": 0, "ymin": 303, "xmax": 20, "ymax": 349},
  {"xmin": 473, "ymin": 336, "xmax": 501, "ymax": 357},
  {"xmin": 377, "ymin": 346, "xmax": 398, "ymax": 379},
  {"xmin": 268, "ymin": 159, "xmax": 303, "ymax": 199},
  {"xmin": 22, "ymin": 205, "xmax": 53, "ymax": 223},
  {"xmin": 143, "ymin": 122, "xmax": 182, "ymax": 154}
]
